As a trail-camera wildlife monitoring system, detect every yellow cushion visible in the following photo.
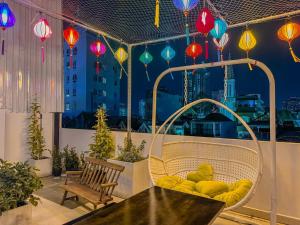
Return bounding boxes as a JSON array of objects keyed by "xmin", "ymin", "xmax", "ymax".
[
  {"xmin": 191, "ymin": 191, "xmax": 211, "ymax": 199},
  {"xmin": 195, "ymin": 181, "xmax": 229, "ymax": 198},
  {"xmin": 175, "ymin": 180, "xmax": 196, "ymax": 191},
  {"xmin": 156, "ymin": 176, "xmax": 183, "ymax": 189},
  {"xmin": 172, "ymin": 186, "xmax": 210, "ymax": 199},
  {"xmin": 214, "ymin": 179, "xmax": 253, "ymax": 207},
  {"xmin": 187, "ymin": 163, "xmax": 214, "ymax": 182}
]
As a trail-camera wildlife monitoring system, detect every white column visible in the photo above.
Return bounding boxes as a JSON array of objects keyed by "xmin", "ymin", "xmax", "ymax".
[
  {"xmin": 127, "ymin": 45, "xmax": 132, "ymax": 136},
  {"xmin": 0, "ymin": 109, "xmax": 6, "ymax": 159}
]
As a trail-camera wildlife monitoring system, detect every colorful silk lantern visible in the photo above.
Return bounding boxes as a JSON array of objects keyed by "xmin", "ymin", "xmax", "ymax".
[
  {"xmin": 196, "ymin": 7, "xmax": 215, "ymax": 59},
  {"xmin": 161, "ymin": 45, "xmax": 176, "ymax": 80},
  {"xmin": 210, "ymin": 19, "xmax": 227, "ymax": 39},
  {"xmin": 139, "ymin": 49, "xmax": 153, "ymax": 82},
  {"xmin": 277, "ymin": 22, "xmax": 300, "ymax": 63},
  {"xmin": 64, "ymin": 27, "xmax": 79, "ymax": 69},
  {"xmin": 115, "ymin": 47, "xmax": 128, "ymax": 79},
  {"xmin": 239, "ymin": 29, "xmax": 257, "ymax": 70},
  {"xmin": 186, "ymin": 42, "xmax": 203, "ymax": 63},
  {"xmin": 33, "ymin": 18, "xmax": 52, "ymax": 63},
  {"xmin": 173, "ymin": 0, "xmax": 200, "ymax": 45},
  {"xmin": 90, "ymin": 40, "xmax": 106, "ymax": 74},
  {"xmin": 0, "ymin": 2, "xmax": 15, "ymax": 55},
  {"xmin": 213, "ymin": 33, "xmax": 229, "ymax": 61}
]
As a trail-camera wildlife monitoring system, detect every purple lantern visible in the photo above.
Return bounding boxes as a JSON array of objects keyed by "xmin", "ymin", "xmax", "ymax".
[{"xmin": 0, "ymin": 2, "xmax": 15, "ymax": 55}]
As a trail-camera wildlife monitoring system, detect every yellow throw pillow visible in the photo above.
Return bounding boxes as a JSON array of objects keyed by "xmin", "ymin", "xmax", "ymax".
[
  {"xmin": 156, "ymin": 176, "xmax": 183, "ymax": 189},
  {"xmin": 195, "ymin": 181, "xmax": 229, "ymax": 198},
  {"xmin": 172, "ymin": 185, "xmax": 210, "ymax": 199},
  {"xmin": 187, "ymin": 163, "xmax": 214, "ymax": 182},
  {"xmin": 176, "ymin": 180, "xmax": 196, "ymax": 191},
  {"xmin": 214, "ymin": 179, "xmax": 253, "ymax": 207}
]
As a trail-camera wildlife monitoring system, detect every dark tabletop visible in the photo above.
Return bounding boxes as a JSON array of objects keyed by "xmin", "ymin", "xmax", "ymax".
[{"xmin": 64, "ymin": 186, "xmax": 225, "ymax": 225}]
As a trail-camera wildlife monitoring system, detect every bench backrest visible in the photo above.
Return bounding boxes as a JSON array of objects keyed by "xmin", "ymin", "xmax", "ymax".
[{"xmin": 80, "ymin": 157, "xmax": 125, "ymax": 197}]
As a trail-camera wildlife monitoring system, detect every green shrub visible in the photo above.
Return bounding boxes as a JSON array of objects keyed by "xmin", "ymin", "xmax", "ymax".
[
  {"xmin": 117, "ymin": 137, "xmax": 146, "ymax": 163},
  {"xmin": 52, "ymin": 146, "xmax": 62, "ymax": 176},
  {"xmin": 89, "ymin": 107, "xmax": 115, "ymax": 160},
  {"xmin": 62, "ymin": 145, "xmax": 80, "ymax": 171},
  {"xmin": 0, "ymin": 159, "xmax": 43, "ymax": 214}
]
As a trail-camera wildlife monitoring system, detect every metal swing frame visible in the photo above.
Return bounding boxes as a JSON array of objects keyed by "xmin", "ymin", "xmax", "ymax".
[{"xmin": 150, "ymin": 58, "xmax": 276, "ymax": 225}]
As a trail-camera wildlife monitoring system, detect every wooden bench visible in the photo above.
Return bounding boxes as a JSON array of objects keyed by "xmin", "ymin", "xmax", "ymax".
[{"xmin": 60, "ymin": 157, "xmax": 125, "ymax": 209}]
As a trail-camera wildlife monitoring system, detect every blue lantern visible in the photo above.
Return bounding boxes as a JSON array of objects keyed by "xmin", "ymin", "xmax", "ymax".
[
  {"xmin": 0, "ymin": 2, "xmax": 15, "ymax": 30},
  {"xmin": 139, "ymin": 50, "xmax": 153, "ymax": 82},
  {"xmin": 210, "ymin": 19, "xmax": 227, "ymax": 39},
  {"xmin": 161, "ymin": 45, "xmax": 176, "ymax": 80},
  {"xmin": 0, "ymin": 2, "xmax": 15, "ymax": 55},
  {"xmin": 173, "ymin": 0, "xmax": 200, "ymax": 45}
]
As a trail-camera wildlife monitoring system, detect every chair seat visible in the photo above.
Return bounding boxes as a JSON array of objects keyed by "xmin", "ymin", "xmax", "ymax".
[{"xmin": 60, "ymin": 183, "xmax": 113, "ymax": 205}]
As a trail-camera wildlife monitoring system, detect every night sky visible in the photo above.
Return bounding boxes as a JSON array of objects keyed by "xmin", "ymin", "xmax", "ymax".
[{"xmin": 129, "ymin": 16, "xmax": 300, "ymax": 115}]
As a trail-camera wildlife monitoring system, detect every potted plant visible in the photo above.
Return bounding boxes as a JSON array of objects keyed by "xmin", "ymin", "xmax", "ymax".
[
  {"xmin": 27, "ymin": 100, "xmax": 51, "ymax": 177},
  {"xmin": 52, "ymin": 146, "xmax": 62, "ymax": 176},
  {"xmin": 89, "ymin": 107, "xmax": 115, "ymax": 160},
  {"xmin": 0, "ymin": 159, "xmax": 43, "ymax": 225},
  {"xmin": 108, "ymin": 136, "xmax": 150, "ymax": 198},
  {"xmin": 62, "ymin": 145, "xmax": 81, "ymax": 171}
]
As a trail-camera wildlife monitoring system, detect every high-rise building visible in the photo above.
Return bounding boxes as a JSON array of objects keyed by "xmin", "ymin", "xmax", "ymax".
[
  {"xmin": 282, "ymin": 97, "xmax": 300, "ymax": 113},
  {"xmin": 184, "ymin": 65, "xmax": 210, "ymax": 104},
  {"xmin": 139, "ymin": 99, "xmax": 146, "ymax": 120},
  {"xmin": 64, "ymin": 27, "xmax": 121, "ymax": 116}
]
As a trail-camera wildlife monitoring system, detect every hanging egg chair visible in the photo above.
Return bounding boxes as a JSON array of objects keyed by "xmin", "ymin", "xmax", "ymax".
[{"xmin": 148, "ymin": 98, "xmax": 263, "ymax": 211}]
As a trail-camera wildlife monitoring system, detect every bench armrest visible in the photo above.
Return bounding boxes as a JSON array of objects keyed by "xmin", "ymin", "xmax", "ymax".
[{"xmin": 100, "ymin": 182, "xmax": 118, "ymax": 188}]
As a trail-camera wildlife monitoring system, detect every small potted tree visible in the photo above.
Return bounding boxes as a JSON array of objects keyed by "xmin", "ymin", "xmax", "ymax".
[
  {"xmin": 27, "ymin": 100, "xmax": 51, "ymax": 177},
  {"xmin": 62, "ymin": 145, "xmax": 81, "ymax": 171},
  {"xmin": 89, "ymin": 107, "xmax": 115, "ymax": 160},
  {"xmin": 52, "ymin": 146, "xmax": 62, "ymax": 177},
  {"xmin": 108, "ymin": 135, "xmax": 150, "ymax": 198},
  {"xmin": 0, "ymin": 159, "xmax": 43, "ymax": 225}
]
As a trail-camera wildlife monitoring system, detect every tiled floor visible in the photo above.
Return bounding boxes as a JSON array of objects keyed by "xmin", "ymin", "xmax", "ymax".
[{"xmin": 33, "ymin": 176, "xmax": 273, "ymax": 225}]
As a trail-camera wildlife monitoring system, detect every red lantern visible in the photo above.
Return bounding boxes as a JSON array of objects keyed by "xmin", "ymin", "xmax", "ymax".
[
  {"xmin": 90, "ymin": 40, "xmax": 106, "ymax": 74},
  {"xmin": 64, "ymin": 27, "xmax": 79, "ymax": 68},
  {"xmin": 196, "ymin": 7, "xmax": 215, "ymax": 59},
  {"xmin": 186, "ymin": 42, "xmax": 203, "ymax": 63}
]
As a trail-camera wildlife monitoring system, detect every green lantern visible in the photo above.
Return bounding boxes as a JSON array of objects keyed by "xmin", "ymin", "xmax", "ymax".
[{"xmin": 139, "ymin": 49, "xmax": 153, "ymax": 82}]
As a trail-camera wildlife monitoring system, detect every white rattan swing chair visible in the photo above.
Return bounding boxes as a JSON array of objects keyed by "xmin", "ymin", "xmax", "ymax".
[{"xmin": 148, "ymin": 59, "xmax": 276, "ymax": 222}]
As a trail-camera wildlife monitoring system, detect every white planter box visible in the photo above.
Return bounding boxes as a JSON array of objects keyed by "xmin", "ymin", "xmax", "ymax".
[
  {"xmin": 29, "ymin": 157, "xmax": 52, "ymax": 177},
  {"xmin": 108, "ymin": 159, "xmax": 151, "ymax": 198},
  {"xmin": 0, "ymin": 204, "xmax": 32, "ymax": 225}
]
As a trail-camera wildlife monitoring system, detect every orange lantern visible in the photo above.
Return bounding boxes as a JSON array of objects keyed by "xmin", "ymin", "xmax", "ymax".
[
  {"xmin": 64, "ymin": 27, "xmax": 79, "ymax": 68},
  {"xmin": 278, "ymin": 22, "xmax": 300, "ymax": 62},
  {"xmin": 186, "ymin": 42, "xmax": 203, "ymax": 63}
]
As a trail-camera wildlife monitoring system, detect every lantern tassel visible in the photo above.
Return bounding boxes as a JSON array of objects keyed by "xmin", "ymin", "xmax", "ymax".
[
  {"xmin": 154, "ymin": 0, "xmax": 160, "ymax": 28},
  {"xmin": 1, "ymin": 40, "xmax": 4, "ymax": 55},
  {"xmin": 246, "ymin": 52, "xmax": 253, "ymax": 71},
  {"xmin": 41, "ymin": 46, "xmax": 45, "ymax": 64},
  {"xmin": 145, "ymin": 69, "xmax": 150, "ymax": 82},
  {"xmin": 205, "ymin": 39, "xmax": 209, "ymax": 60},
  {"xmin": 289, "ymin": 47, "xmax": 300, "ymax": 63},
  {"xmin": 69, "ymin": 48, "xmax": 73, "ymax": 69},
  {"xmin": 120, "ymin": 69, "xmax": 122, "ymax": 79},
  {"xmin": 96, "ymin": 61, "xmax": 100, "ymax": 74},
  {"xmin": 217, "ymin": 50, "xmax": 221, "ymax": 62},
  {"xmin": 185, "ymin": 23, "xmax": 190, "ymax": 45}
]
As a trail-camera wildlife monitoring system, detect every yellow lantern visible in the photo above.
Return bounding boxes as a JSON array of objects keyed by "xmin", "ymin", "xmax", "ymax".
[
  {"xmin": 114, "ymin": 47, "xmax": 128, "ymax": 79},
  {"xmin": 277, "ymin": 22, "xmax": 300, "ymax": 62},
  {"xmin": 239, "ymin": 30, "xmax": 257, "ymax": 70}
]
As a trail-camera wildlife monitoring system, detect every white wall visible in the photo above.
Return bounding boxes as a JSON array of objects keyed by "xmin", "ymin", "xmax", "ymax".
[
  {"xmin": 60, "ymin": 128, "xmax": 300, "ymax": 221},
  {"xmin": 1, "ymin": 111, "xmax": 53, "ymax": 162}
]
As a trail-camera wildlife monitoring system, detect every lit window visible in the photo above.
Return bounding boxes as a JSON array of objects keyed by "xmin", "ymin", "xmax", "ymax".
[
  {"xmin": 103, "ymin": 90, "xmax": 107, "ymax": 97},
  {"xmin": 102, "ymin": 103, "xmax": 107, "ymax": 110},
  {"xmin": 65, "ymin": 103, "xmax": 70, "ymax": 111},
  {"xmin": 65, "ymin": 89, "xmax": 70, "ymax": 97},
  {"xmin": 103, "ymin": 77, "xmax": 106, "ymax": 84}
]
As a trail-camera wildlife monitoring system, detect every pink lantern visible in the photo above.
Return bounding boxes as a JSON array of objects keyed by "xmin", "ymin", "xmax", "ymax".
[
  {"xmin": 90, "ymin": 40, "xmax": 106, "ymax": 74},
  {"xmin": 33, "ymin": 18, "xmax": 52, "ymax": 63}
]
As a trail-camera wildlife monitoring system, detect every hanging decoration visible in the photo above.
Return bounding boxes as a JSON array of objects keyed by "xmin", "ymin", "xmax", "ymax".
[
  {"xmin": 63, "ymin": 26, "xmax": 79, "ymax": 69},
  {"xmin": 185, "ymin": 42, "xmax": 203, "ymax": 63},
  {"xmin": 90, "ymin": 40, "xmax": 106, "ymax": 74},
  {"xmin": 213, "ymin": 33, "xmax": 229, "ymax": 61},
  {"xmin": 0, "ymin": 2, "xmax": 15, "ymax": 55},
  {"xmin": 224, "ymin": 65, "xmax": 228, "ymax": 101},
  {"xmin": 161, "ymin": 45, "xmax": 176, "ymax": 80},
  {"xmin": 154, "ymin": 0, "xmax": 160, "ymax": 28},
  {"xmin": 239, "ymin": 29, "xmax": 256, "ymax": 70},
  {"xmin": 173, "ymin": 0, "xmax": 200, "ymax": 45},
  {"xmin": 196, "ymin": 7, "xmax": 215, "ymax": 59},
  {"xmin": 210, "ymin": 18, "xmax": 227, "ymax": 39},
  {"xmin": 277, "ymin": 22, "xmax": 300, "ymax": 63},
  {"xmin": 33, "ymin": 18, "xmax": 52, "ymax": 64},
  {"xmin": 139, "ymin": 47, "xmax": 153, "ymax": 82},
  {"xmin": 114, "ymin": 47, "xmax": 128, "ymax": 79}
]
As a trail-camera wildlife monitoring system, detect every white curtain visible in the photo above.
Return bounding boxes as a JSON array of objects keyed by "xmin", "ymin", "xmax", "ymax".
[{"xmin": 0, "ymin": 0, "xmax": 63, "ymax": 112}]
